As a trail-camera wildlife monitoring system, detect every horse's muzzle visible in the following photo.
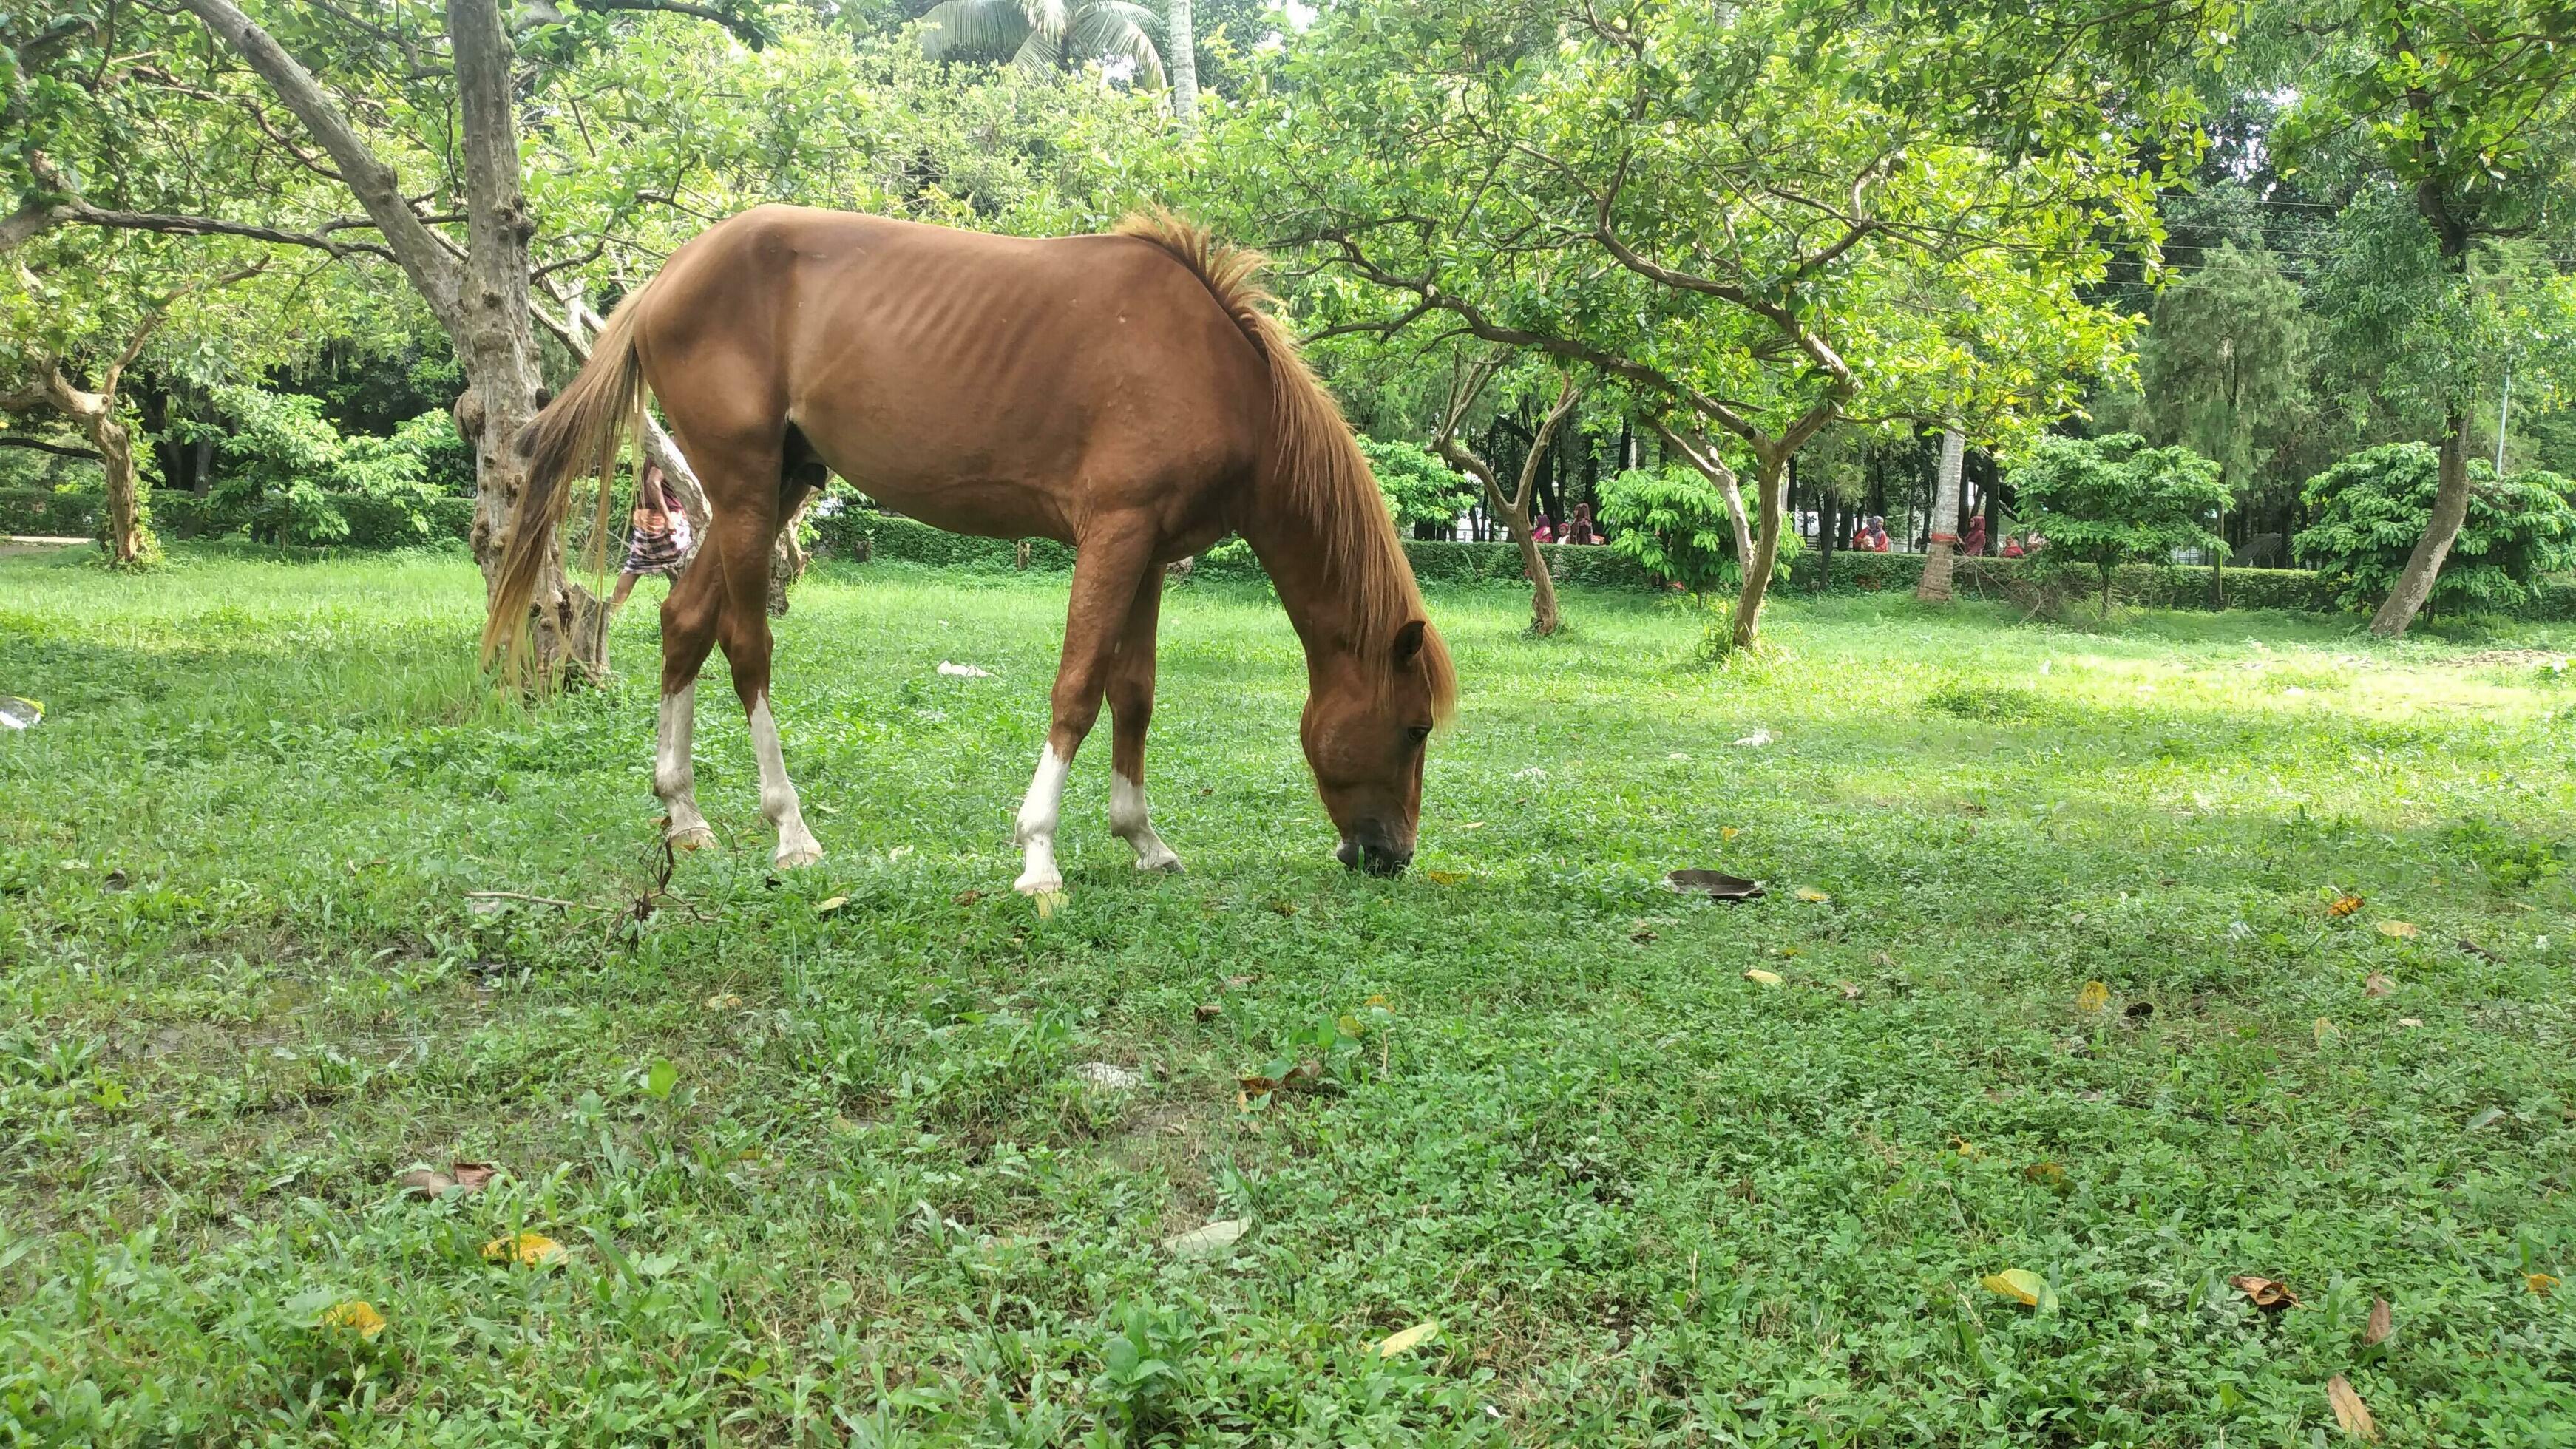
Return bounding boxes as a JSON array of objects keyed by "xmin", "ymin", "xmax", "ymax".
[{"xmin": 1335, "ymin": 824, "xmax": 1412, "ymax": 877}]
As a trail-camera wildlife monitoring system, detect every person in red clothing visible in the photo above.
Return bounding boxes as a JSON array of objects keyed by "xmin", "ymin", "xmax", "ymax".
[
  {"xmin": 2001, "ymin": 533, "xmax": 2026, "ymax": 559},
  {"xmin": 1862, "ymin": 515, "xmax": 1891, "ymax": 552},
  {"xmin": 1562, "ymin": 502, "xmax": 1603, "ymax": 544},
  {"xmin": 1961, "ymin": 514, "xmax": 1987, "ymax": 557}
]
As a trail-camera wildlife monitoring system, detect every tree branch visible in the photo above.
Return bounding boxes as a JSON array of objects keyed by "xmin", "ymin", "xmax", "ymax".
[
  {"xmin": 51, "ymin": 200, "xmax": 395, "ymax": 262},
  {"xmin": 565, "ymin": 0, "xmax": 770, "ymax": 48},
  {"xmin": 0, "ymin": 436, "xmax": 103, "ymax": 461},
  {"xmin": 1, "ymin": 196, "xmax": 71, "ymax": 257}
]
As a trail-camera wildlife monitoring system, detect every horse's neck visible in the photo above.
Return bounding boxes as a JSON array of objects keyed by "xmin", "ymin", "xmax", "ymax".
[{"xmin": 1238, "ymin": 496, "xmax": 1365, "ymax": 661}]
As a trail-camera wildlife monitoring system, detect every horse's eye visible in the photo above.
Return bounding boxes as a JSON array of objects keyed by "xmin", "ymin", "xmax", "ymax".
[{"xmin": 1405, "ymin": 724, "xmax": 1433, "ymax": 745}]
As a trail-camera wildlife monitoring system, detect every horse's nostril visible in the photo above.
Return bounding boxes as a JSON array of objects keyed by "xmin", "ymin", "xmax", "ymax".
[{"xmin": 1335, "ymin": 838, "xmax": 1360, "ymax": 868}]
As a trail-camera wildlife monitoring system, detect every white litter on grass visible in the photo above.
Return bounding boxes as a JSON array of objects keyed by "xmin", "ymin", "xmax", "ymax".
[
  {"xmin": 2039, "ymin": 660, "xmax": 2053, "ymax": 676},
  {"xmin": 0, "ymin": 696, "xmax": 41, "ymax": 730},
  {"xmin": 2285, "ymin": 686, "xmax": 2306, "ymax": 697},
  {"xmin": 1513, "ymin": 766, "xmax": 1548, "ymax": 780},
  {"xmin": 937, "ymin": 661, "xmax": 993, "ymax": 679},
  {"xmin": 1667, "ymin": 752, "xmax": 1691, "ymax": 761},
  {"xmin": 1073, "ymin": 1062, "xmax": 1146, "ymax": 1090},
  {"xmin": 1734, "ymin": 730, "xmax": 1772, "ymax": 748}
]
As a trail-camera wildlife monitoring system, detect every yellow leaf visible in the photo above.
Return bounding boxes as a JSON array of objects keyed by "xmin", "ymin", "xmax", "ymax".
[
  {"xmin": 1423, "ymin": 869, "xmax": 1468, "ymax": 885},
  {"xmin": 482, "ymin": 1232, "xmax": 566, "ymax": 1266},
  {"xmin": 2076, "ymin": 981, "xmax": 2110, "ymax": 1013},
  {"xmin": 2376, "ymin": 920, "xmax": 2418, "ymax": 940},
  {"xmin": 1794, "ymin": 887, "xmax": 1831, "ymax": 903},
  {"xmin": 815, "ymin": 895, "xmax": 849, "ymax": 917},
  {"xmin": 2314, "ymin": 1017, "xmax": 2339, "ymax": 1046},
  {"xmin": 1032, "ymin": 889, "xmax": 1065, "ymax": 918},
  {"xmin": 2022, "ymin": 1161, "xmax": 2067, "ymax": 1186},
  {"xmin": 1981, "ymin": 1269, "xmax": 2045, "ymax": 1306},
  {"xmin": 1336, "ymin": 1014, "xmax": 1365, "ymax": 1037},
  {"xmin": 2327, "ymin": 1374, "xmax": 2379, "ymax": 1441},
  {"xmin": 2531, "ymin": 1273, "xmax": 2560, "ymax": 1297},
  {"xmin": 1721, "ymin": 826, "xmax": 1741, "ymax": 840},
  {"xmin": 1375, "ymin": 1320, "xmax": 1440, "ymax": 1356},
  {"xmin": 1460, "ymin": 821, "xmax": 1485, "ymax": 830},
  {"xmin": 703, "ymin": 993, "xmax": 742, "ymax": 1011},
  {"xmin": 2328, "ymin": 894, "xmax": 2364, "ymax": 917},
  {"xmin": 1743, "ymin": 968, "xmax": 1783, "ymax": 985},
  {"xmin": 322, "ymin": 1300, "xmax": 386, "ymax": 1339},
  {"xmin": 1363, "ymin": 994, "xmax": 1389, "ymax": 1008}
]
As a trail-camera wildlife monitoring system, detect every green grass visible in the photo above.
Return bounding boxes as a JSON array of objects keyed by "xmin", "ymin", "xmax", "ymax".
[{"xmin": 3, "ymin": 541, "xmax": 2574, "ymax": 1447}]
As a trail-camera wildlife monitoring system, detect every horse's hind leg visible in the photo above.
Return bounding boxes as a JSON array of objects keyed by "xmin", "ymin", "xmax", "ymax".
[
  {"xmin": 654, "ymin": 554, "xmax": 721, "ymax": 849},
  {"xmin": 703, "ymin": 450, "xmax": 824, "ymax": 869},
  {"xmin": 1105, "ymin": 573, "xmax": 1181, "ymax": 873}
]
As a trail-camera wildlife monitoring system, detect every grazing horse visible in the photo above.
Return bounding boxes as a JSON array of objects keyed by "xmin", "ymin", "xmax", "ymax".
[{"xmin": 486, "ymin": 207, "xmax": 1457, "ymax": 892}]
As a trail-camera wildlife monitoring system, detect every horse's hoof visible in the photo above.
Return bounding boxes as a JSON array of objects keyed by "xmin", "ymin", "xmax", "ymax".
[
  {"xmin": 773, "ymin": 842, "xmax": 825, "ymax": 870},
  {"xmin": 1134, "ymin": 850, "xmax": 1184, "ymax": 875},
  {"xmin": 1014, "ymin": 870, "xmax": 1065, "ymax": 897},
  {"xmin": 669, "ymin": 825, "xmax": 716, "ymax": 852}
]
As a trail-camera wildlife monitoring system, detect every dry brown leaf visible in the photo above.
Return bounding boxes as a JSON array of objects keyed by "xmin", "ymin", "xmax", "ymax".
[
  {"xmin": 2364, "ymin": 972, "xmax": 2394, "ymax": 998},
  {"xmin": 1193, "ymin": 1002, "xmax": 1221, "ymax": 1022},
  {"xmin": 1162, "ymin": 1217, "xmax": 1251, "ymax": 1258},
  {"xmin": 952, "ymin": 889, "xmax": 983, "ymax": 906},
  {"xmin": 2230, "ymin": 1274, "xmax": 2301, "ymax": 1310},
  {"xmin": 2530, "ymin": 1272, "xmax": 2560, "ymax": 1297},
  {"xmin": 2327, "ymin": 1374, "xmax": 2379, "ymax": 1441},
  {"xmin": 2329, "ymin": 894, "xmax": 2364, "ymax": 917},
  {"xmin": 2376, "ymin": 920, "xmax": 2418, "ymax": 940},
  {"xmin": 2077, "ymin": 981, "xmax": 2110, "ymax": 1013},
  {"xmin": 2364, "ymin": 1297, "xmax": 2393, "ymax": 1345},
  {"xmin": 450, "ymin": 1161, "xmax": 495, "ymax": 1194},
  {"xmin": 703, "ymin": 993, "xmax": 742, "ymax": 1011},
  {"xmin": 2314, "ymin": 1017, "xmax": 2340, "ymax": 1046},
  {"xmin": 2023, "ymin": 1161, "xmax": 2067, "ymax": 1185},
  {"xmin": 1838, "ymin": 982, "xmax": 1863, "ymax": 1000},
  {"xmin": 396, "ymin": 1168, "xmax": 455, "ymax": 1198}
]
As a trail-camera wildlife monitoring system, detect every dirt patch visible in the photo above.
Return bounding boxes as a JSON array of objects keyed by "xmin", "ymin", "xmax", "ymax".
[{"xmin": 2441, "ymin": 648, "xmax": 2570, "ymax": 669}]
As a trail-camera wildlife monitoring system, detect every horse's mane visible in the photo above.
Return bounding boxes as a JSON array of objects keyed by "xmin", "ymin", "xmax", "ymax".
[{"xmin": 1115, "ymin": 210, "xmax": 1457, "ymax": 722}]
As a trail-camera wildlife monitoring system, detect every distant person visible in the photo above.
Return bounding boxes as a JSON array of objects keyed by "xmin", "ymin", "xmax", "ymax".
[
  {"xmin": 1530, "ymin": 512, "xmax": 1555, "ymax": 544},
  {"xmin": 609, "ymin": 461, "xmax": 692, "ymax": 611},
  {"xmin": 1860, "ymin": 515, "xmax": 1890, "ymax": 552},
  {"xmin": 1563, "ymin": 502, "xmax": 1602, "ymax": 545},
  {"xmin": 2001, "ymin": 533, "xmax": 2026, "ymax": 559},
  {"xmin": 1961, "ymin": 515, "xmax": 1987, "ymax": 557}
]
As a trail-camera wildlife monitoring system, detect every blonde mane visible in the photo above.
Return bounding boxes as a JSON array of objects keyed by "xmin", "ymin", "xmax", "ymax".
[{"xmin": 1116, "ymin": 211, "xmax": 1458, "ymax": 722}]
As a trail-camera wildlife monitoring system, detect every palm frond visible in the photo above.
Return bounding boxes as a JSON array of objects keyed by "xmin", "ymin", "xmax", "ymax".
[
  {"xmin": 1070, "ymin": 1, "xmax": 1165, "ymax": 86},
  {"xmin": 1010, "ymin": 27, "xmax": 1064, "ymax": 77},
  {"xmin": 917, "ymin": 0, "xmax": 1036, "ymax": 61},
  {"xmin": 1020, "ymin": 0, "xmax": 1071, "ymax": 41}
]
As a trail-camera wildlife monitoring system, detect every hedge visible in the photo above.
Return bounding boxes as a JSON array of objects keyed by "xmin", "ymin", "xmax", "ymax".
[
  {"xmin": 0, "ymin": 486, "xmax": 101, "ymax": 537},
  {"xmin": 1792, "ymin": 550, "xmax": 2342, "ymax": 612},
  {"xmin": 811, "ymin": 509, "xmax": 1661, "ymax": 589}
]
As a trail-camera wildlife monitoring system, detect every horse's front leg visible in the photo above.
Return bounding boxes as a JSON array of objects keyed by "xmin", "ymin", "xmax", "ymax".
[
  {"xmin": 1105, "ymin": 572, "xmax": 1182, "ymax": 873},
  {"xmin": 1013, "ymin": 523, "xmax": 1155, "ymax": 896}
]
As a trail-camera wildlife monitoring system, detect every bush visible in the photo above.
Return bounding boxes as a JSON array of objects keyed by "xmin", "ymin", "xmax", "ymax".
[
  {"xmin": 0, "ymin": 485, "xmax": 102, "ymax": 537},
  {"xmin": 2010, "ymin": 433, "xmax": 2229, "ymax": 614},
  {"xmin": 1356, "ymin": 435, "xmax": 1477, "ymax": 535},
  {"xmin": 2292, "ymin": 443, "xmax": 2576, "ymax": 615},
  {"xmin": 1596, "ymin": 465, "xmax": 1798, "ymax": 593},
  {"xmin": 204, "ymin": 385, "xmax": 462, "ymax": 546}
]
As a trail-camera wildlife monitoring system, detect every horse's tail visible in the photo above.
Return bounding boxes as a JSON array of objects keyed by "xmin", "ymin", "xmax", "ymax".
[{"xmin": 481, "ymin": 280, "xmax": 655, "ymax": 671}]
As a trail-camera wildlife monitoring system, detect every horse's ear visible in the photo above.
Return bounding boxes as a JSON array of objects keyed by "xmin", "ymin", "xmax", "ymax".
[{"xmin": 1392, "ymin": 618, "xmax": 1428, "ymax": 668}]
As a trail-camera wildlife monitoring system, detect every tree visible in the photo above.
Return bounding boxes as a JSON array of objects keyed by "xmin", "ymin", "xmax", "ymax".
[
  {"xmin": 1915, "ymin": 428, "xmax": 1966, "ymax": 600},
  {"xmin": 1216, "ymin": 0, "xmax": 2193, "ymax": 651},
  {"xmin": 1355, "ymin": 435, "xmax": 1475, "ymax": 538},
  {"xmin": 1434, "ymin": 356, "xmax": 1578, "ymax": 636},
  {"xmin": 1599, "ymin": 463, "xmax": 1783, "ymax": 600},
  {"xmin": 2294, "ymin": 443, "xmax": 2576, "ymax": 616},
  {"xmin": 918, "ymin": 0, "xmax": 1167, "ymax": 85},
  {"xmin": 2009, "ymin": 432, "xmax": 2229, "ymax": 615},
  {"xmin": 2280, "ymin": 0, "xmax": 2576, "ymax": 636}
]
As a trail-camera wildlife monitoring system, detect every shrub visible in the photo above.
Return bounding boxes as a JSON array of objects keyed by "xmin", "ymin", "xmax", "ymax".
[
  {"xmin": 2291, "ymin": 443, "xmax": 2576, "ymax": 615},
  {"xmin": 2009, "ymin": 433, "xmax": 2228, "ymax": 615},
  {"xmin": 1597, "ymin": 465, "xmax": 1797, "ymax": 594},
  {"xmin": 1356, "ymin": 435, "xmax": 1477, "ymax": 535},
  {"xmin": 202, "ymin": 385, "xmax": 458, "ymax": 546}
]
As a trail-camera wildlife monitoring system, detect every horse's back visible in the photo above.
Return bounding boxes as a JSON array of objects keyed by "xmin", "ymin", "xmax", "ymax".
[{"xmin": 637, "ymin": 206, "xmax": 1266, "ymax": 546}]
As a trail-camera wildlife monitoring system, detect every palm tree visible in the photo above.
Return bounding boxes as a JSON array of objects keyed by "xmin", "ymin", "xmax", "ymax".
[{"xmin": 917, "ymin": 0, "xmax": 1167, "ymax": 86}]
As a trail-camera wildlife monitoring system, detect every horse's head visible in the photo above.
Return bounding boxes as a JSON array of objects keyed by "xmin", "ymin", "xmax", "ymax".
[{"xmin": 1302, "ymin": 617, "xmax": 1452, "ymax": 876}]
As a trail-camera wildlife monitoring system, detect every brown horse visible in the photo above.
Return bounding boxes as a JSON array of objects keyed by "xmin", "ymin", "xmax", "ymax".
[{"xmin": 487, "ymin": 207, "xmax": 1456, "ymax": 891}]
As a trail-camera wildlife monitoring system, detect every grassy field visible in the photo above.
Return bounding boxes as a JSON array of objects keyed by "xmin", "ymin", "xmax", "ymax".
[{"xmin": 3, "ymin": 542, "xmax": 2573, "ymax": 1447}]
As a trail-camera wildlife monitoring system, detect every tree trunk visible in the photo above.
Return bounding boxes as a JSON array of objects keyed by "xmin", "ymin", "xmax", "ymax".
[
  {"xmin": 1168, "ymin": 0, "xmax": 1198, "ymax": 130},
  {"xmin": 89, "ymin": 413, "xmax": 146, "ymax": 566},
  {"xmin": 1472, "ymin": 478, "xmax": 1560, "ymax": 635},
  {"xmin": 1916, "ymin": 427, "xmax": 1965, "ymax": 602},
  {"xmin": 1731, "ymin": 451, "xmax": 1788, "ymax": 651},
  {"xmin": 1814, "ymin": 481, "xmax": 1837, "ymax": 591},
  {"xmin": 2368, "ymin": 405, "xmax": 2472, "ymax": 637}
]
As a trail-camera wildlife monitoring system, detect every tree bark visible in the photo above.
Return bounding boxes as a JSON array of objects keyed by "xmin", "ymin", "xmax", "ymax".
[
  {"xmin": 1168, "ymin": 0, "xmax": 1198, "ymax": 130},
  {"xmin": 2368, "ymin": 405, "xmax": 2472, "ymax": 636},
  {"xmin": 1814, "ymin": 479, "xmax": 1837, "ymax": 591},
  {"xmin": 5, "ymin": 362, "xmax": 151, "ymax": 564},
  {"xmin": 1437, "ymin": 364, "xmax": 1573, "ymax": 636},
  {"xmin": 1916, "ymin": 427, "xmax": 1965, "ymax": 601},
  {"xmin": 1732, "ymin": 450, "xmax": 1789, "ymax": 651}
]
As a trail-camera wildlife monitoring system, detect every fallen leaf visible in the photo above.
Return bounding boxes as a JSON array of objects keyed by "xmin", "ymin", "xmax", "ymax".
[
  {"xmin": 2530, "ymin": 1273, "xmax": 2560, "ymax": 1297},
  {"xmin": 1839, "ymin": 982, "xmax": 1863, "ymax": 1000},
  {"xmin": 483, "ymin": 1232, "xmax": 566, "ymax": 1266},
  {"xmin": 2123, "ymin": 1000, "xmax": 2155, "ymax": 1020},
  {"xmin": 1162, "ymin": 1217, "xmax": 1250, "ymax": 1258},
  {"xmin": 2456, "ymin": 937, "xmax": 2501, "ymax": 963},
  {"xmin": 2230, "ymin": 1274, "xmax": 2300, "ymax": 1310},
  {"xmin": 1193, "ymin": 1002, "xmax": 1221, "ymax": 1022},
  {"xmin": 703, "ymin": 993, "xmax": 742, "ymax": 1011},
  {"xmin": 1721, "ymin": 826, "xmax": 1740, "ymax": 840},
  {"xmin": 2327, "ymin": 1375, "xmax": 2379, "ymax": 1441},
  {"xmin": 1667, "ymin": 869, "xmax": 1763, "ymax": 900},
  {"xmin": 1226, "ymin": 974, "xmax": 1254, "ymax": 988},
  {"xmin": 1034, "ymin": 889, "xmax": 1066, "ymax": 918},
  {"xmin": 1364, "ymin": 994, "xmax": 1388, "ymax": 1007},
  {"xmin": 322, "ymin": 1300, "xmax": 386, "ymax": 1339},
  {"xmin": 1460, "ymin": 821, "xmax": 1485, "ymax": 830},
  {"xmin": 2466, "ymin": 1106, "xmax": 2504, "ymax": 1131},
  {"xmin": 396, "ymin": 1168, "xmax": 455, "ymax": 1198},
  {"xmin": 2329, "ymin": 894, "xmax": 2364, "ymax": 917},
  {"xmin": 815, "ymin": 895, "xmax": 849, "ymax": 917},
  {"xmin": 1630, "ymin": 927, "xmax": 1658, "ymax": 943},
  {"xmin": 2365, "ymin": 972, "xmax": 2393, "ymax": 997},
  {"xmin": 450, "ymin": 1162, "xmax": 495, "ymax": 1193},
  {"xmin": 2397, "ymin": 1017, "xmax": 2424, "ymax": 1028},
  {"xmin": 953, "ymin": 889, "xmax": 983, "ymax": 906},
  {"xmin": 2365, "ymin": 1297, "xmax": 2393, "ymax": 1345},
  {"xmin": 1375, "ymin": 1320, "xmax": 1440, "ymax": 1356},
  {"xmin": 1981, "ymin": 1269, "xmax": 2045, "ymax": 1306},
  {"xmin": 1423, "ymin": 869, "xmax": 1468, "ymax": 885},
  {"xmin": 2076, "ymin": 981, "xmax": 2110, "ymax": 1013},
  {"xmin": 1743, "ymin": 968, "xmax": 1783, "ymax": 985},
  {"xmin": 2376, "ymin": 920, "xmax": 2418, "ymax": 940},
  {"xmin": 1266, "ymin": 898, "xmax": 1295, "ymax": 917},
  {"xmin": 2314, "ymin": 1017, "xmax": 2339, "ymax": 1046},
  {"xmin": 2023, "ymin": 1161, "xmax": 2067, "ymax": 1186},
  {"xmin": 1794, "ymin": 886, "xmax": 1831, "ymax": 903}
]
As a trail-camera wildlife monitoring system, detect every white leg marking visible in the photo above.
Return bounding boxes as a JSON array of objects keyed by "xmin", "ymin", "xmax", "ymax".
[
  {"xmin": 1014, "ymin": 744, "xmax": 1070, "ymax": 895},
  {"xmin": 657, "ymin": 685, "xmax": 714, "ymax": 849},
  {"xmin": 1110, "ymin": 771, "xmax": 1182, "ymax": 873},
  {"xmin": 749, "ymin": 695, "xmax": 824, "ymax": 869}
]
